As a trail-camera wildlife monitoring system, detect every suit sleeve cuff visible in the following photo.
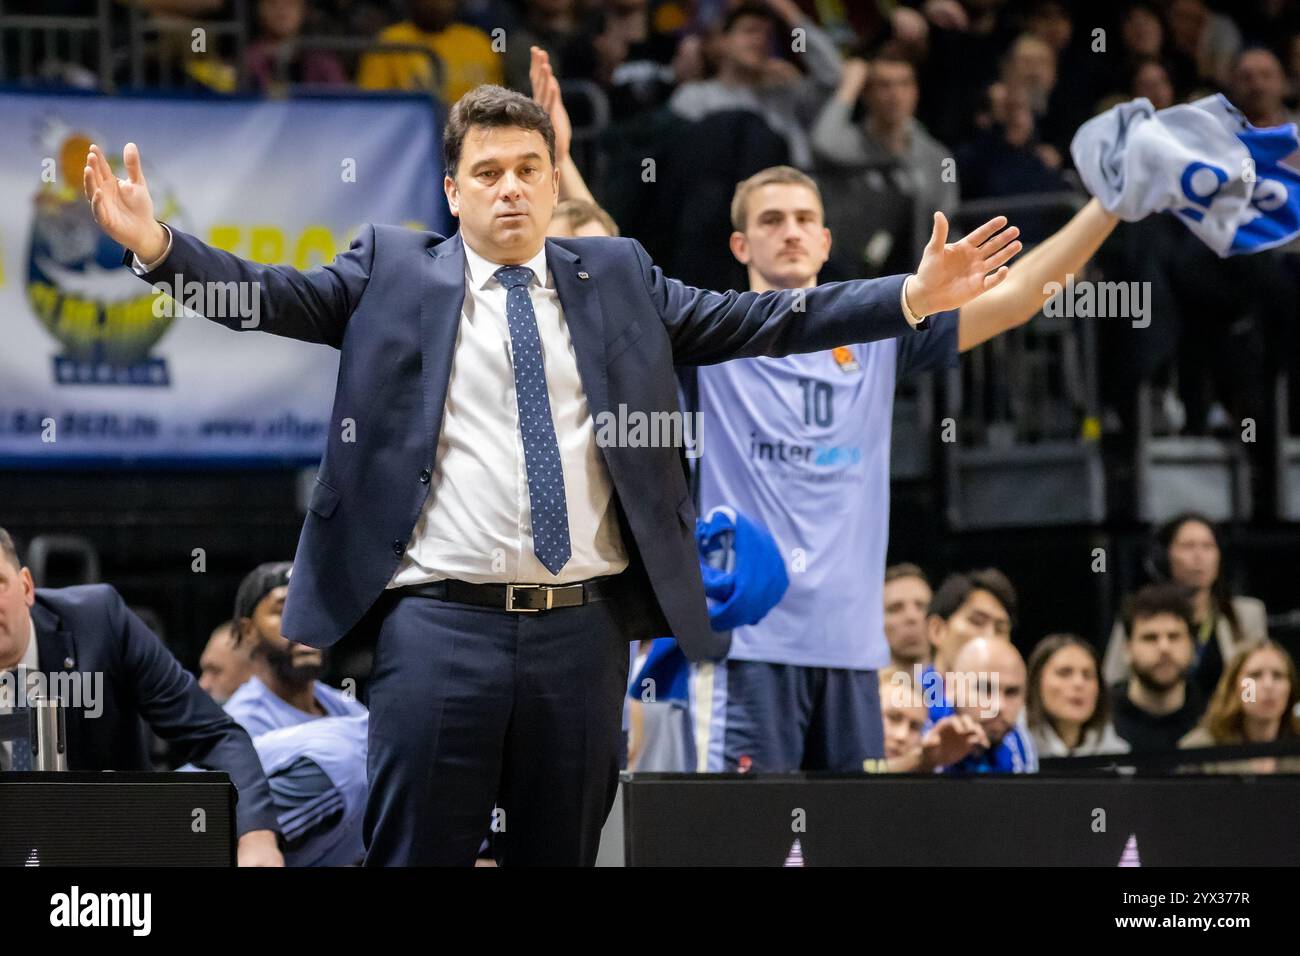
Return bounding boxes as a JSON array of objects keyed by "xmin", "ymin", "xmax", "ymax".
[{"xmin": 124, "ymin": 223, "xmax": 173, "ymax": 275}]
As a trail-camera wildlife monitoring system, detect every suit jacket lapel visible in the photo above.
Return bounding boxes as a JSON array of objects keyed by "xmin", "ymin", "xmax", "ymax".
[
  {"xmin": 422, "ymin": 232, "xmax": 469, "ymax": 458},
  {"xmin": 30, "ymin": 601, "xmax": 74, "ymax": 675},
  {"xmin": 547, "ymin": 239, "xmax": 609, "ymax": 420}
]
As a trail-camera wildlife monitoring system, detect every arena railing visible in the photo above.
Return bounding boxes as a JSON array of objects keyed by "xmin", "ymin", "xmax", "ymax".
[
  {"xmin": 942, "ymin": 189, "xmax": 1105, "ymax": 531},
  {"xmin": 0, "ymin": 0, "xmax": 113, "ymax": 89}
]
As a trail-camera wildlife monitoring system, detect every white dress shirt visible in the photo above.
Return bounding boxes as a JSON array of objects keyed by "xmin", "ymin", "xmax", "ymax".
[
  {"xmin": 0, "ymin": 621, "xmax": 38, "ymax": 771},
  {"xmin": 388, "ymin": 239, "xmax": 628, "ymax": 586}
]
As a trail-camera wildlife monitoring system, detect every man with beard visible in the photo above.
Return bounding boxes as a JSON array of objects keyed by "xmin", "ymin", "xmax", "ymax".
[
  {"xmin": 1112, "ymin": 583, "xmax": 1206, "ymax": 753},
  {"xmin": 224, "ymin": 563, "xmax": 366, "ymax": 737}
]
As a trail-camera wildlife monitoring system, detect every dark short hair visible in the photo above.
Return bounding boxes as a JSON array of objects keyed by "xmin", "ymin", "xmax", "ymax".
[
  {"xmin": 232, "ymin": 561, "xmax": 293, "ymax": 640},
  {"xmin": 929, "ymin": 568, "xmax": 1018, "ymax": 628},
  {"xmin": 885, "ymin": 562, "xmax": 929, "ymax": 587},
  {"xmin": 0, "ymin": 527, "xmax": 21, "ymax": 571},
  {"xmin": 724, "ymin": 2, "xmax": 778, "ymax": 33},
  {"xmin": 1123, "ymin": 582, "xmax": 1195, "ymax": 639},
  {"xmin": 443, "ymin": 84, "xmax": 556, "ymax": 179}
]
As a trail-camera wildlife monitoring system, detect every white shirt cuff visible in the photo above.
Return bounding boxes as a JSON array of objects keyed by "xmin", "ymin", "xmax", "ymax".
[
  {"xmin": 130, "ymin": 224, "xmax": 173, "ymax": 275},
  {"xmin": 900, "ymin": 275, "xmax": 926, "ymax": 328}
]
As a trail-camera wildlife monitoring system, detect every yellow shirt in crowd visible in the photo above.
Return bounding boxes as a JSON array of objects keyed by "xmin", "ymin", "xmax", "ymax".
[{"xmin": 357, "ymin": 21, "xmax": 504, "ymax": 103}]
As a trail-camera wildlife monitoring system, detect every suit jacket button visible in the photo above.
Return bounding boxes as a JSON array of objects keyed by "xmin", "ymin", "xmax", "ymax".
[
  {"xmin": 392, "ymin": 540, "xmax": 405, "ymax": 556},
  {"xmin": 419, "ymin": 469, "xmax": 431, "ymax": 484}
]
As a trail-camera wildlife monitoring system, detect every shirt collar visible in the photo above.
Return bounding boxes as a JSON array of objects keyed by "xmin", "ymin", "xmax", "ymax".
[
  {"xmin": 22, "ymin": 620, "xmax": 36, "ymax": 670},
  {"xmin": 462, "ymin": 237, "xmax": 551, "ymax": 292}
]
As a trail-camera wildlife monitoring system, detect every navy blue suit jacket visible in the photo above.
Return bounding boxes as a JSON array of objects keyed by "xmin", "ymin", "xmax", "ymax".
[
  {"xmin": 132, "ymin": 226, "xmax": 917, "ymax": 661},
  {"xmin": 30, "ymin": 585, "xmax": 277, "ymax": 836}
]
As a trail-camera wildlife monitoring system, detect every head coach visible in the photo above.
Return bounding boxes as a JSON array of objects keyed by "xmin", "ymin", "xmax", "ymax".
[{"xmin": 83, "ymin": 84, "xmax": 1020, "ymax": 865}]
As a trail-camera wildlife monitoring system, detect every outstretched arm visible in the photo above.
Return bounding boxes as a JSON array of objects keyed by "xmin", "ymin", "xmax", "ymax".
[
  {"xmin": 957, "ymin": 198, "xmax": 1119, "ymax": 352},
  {"xmin": 83, "ymin": 142, "xmax": 371, "ymax": 348},
  {"xmin": 530, "ymin": 47, "xmax": 597, "ymax": 206}
]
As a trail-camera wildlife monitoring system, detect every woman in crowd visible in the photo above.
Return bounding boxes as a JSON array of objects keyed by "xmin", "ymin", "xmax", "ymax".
[
  {"xmin": 1027, "ymin": 634, "xmax": 1129, "ymax": 757},
  {"xmin": 1103, "ymin": 512, "xmax": 1267, "ymax": 698},
  {"xmin": 1179, "ymin": 640, "xmax": 1300, "ymax": 773}
]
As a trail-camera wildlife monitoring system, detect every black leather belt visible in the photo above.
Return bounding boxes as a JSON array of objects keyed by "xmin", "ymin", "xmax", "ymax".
[{"xmin": 395, "ymin": 576, "xmax": 618, "ymax": 612}]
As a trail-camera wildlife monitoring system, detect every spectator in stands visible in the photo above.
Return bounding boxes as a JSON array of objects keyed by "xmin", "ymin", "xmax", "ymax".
[
  {"xmin": 1229, "ymin": 46, "xmax": 1300, "ymax": 128},
  {"xmin": 503, "ymin": 0, "xmax": 577, "ymax": 93},
  {"xmin": 224, "ymin": 562, "xmax": 366, "ymax": 737},
  {"xmin": 198, "ymin": 619, "xmax": 252, "ymax": 704},
  {"xmin": 1129, "ymin": 56, "xmax": 1176, "ymax": 109},
  {"xmin": 926, "ymin": 568, "xmax": 1016, "ymax": 675},
  {"xmin": 246, "ymin": 0, "xmax": 348, "ymax": 91},
  {"xmin": 1026, "ymin": 633, "xmax": 1129, "ymax": 757},
  {"xmin": 1103, "ymin": 513, "xmax": 1267, "ymax": 699},
  {"xmin": 1179, "ymin": 640, "xmax": 1300, "ymax": 772},
  {"xmin": 1166, "ymin": 0, "xmax": 1242, "ymax": 89},
  {"xmin": 810, "ymin": 52, "xmax": 959, "ymax": 261},
  {"xmin": 1111, "ymin": 583, "xmax": 1206, "ymax": 753},
  {"xmin": 883, "ymin": 563, "xmax": 933, "ymax": 671},
  {"xmin": 942, "ymin": 636, "xmax": 1037, "ymax": 773},
  {"xmin": 547, "ymin": 198, "xmax": 618, "ymax": 237},
  {"xmin": 953, "ymin": 82, "xmax": 1067, "ymax": 240},
  {"xmin": 357, "ymin": 0, "xmax": 504, "ymax": 102},
  {"xmin": 922, "ymin": 568, "xmax": 1017, "ymax": 722},
  {"xmin": 0, "ymin": 528, "xmax": 281, "ymax": 864},
  {"xmin": 878, "ymin": 667, "xmax": 987, "ymax": 772},
  {"xmin": 668, "ymin": 1, "xmax": 843, "ymax": 170}
]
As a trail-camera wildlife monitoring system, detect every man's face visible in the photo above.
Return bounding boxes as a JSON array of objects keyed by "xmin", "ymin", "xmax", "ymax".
[
  {"xmin": 865, "ymin": 60, "xmax": 918, "ymax": 128},
  {"xmin": 1128, "ymin": 612, "xmax": 1193, "ymax": 693},
  {"xmin": 242, "ymin": 585, "xmax": 324, "ymax": 682},
  {"xmin": 930, "ymin": 588, "xmax": 1011, "ymax": 669},
  {"xmin": 1167, "ymin": 520, "xmax": 1219, "ymax": 592},
  {"xmin": 722, "ymin": 14, "xmax": 772, "ymax": 75},
  {"xmin": 1232, "ymin": 50, "xmax": 1286, "ymax": 121},
  {"xmin": 446, "ymin": 125, "xmax": 558, "ymax": 264},
  {"xmin": 881, "ymin": 695, "xmax": 927, "ymax": 760},
  {"xmin": 955, "ymin": 641, "xmax": 1026, "ymax": 746},
  {"xmin": 0, "ymin": 555, "xmax": 35, "ymax": 670},
  {"xmin": 199, "ymin": 623, "xmax": 252, "ymax": 704},
  {"xmin": 883, "ymin": 574, "xmax": 932, "ymax": 665},
  {"xmin": 730, "ymin": 183, "xmax": 831, "ymax": 288}
]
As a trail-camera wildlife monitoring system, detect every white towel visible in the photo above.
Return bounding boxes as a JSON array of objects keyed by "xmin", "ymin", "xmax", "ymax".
[{"xmin": 1071, "ymin": 94, "xmax": 1300, "ymax": 257}]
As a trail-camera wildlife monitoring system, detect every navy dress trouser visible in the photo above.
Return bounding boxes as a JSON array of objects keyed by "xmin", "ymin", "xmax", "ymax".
[{"xmin": 362, "ymin": 592, "xmax": 630, "ymax": 866}]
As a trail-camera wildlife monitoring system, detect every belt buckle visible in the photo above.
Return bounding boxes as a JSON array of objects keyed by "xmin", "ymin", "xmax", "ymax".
[{"xmin": 506, "ymin": 584, "xmax": 552, "ymax": 613}]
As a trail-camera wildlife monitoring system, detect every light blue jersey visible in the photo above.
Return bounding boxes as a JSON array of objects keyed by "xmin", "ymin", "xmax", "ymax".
[
  {"xmin": 254, "ymin": 714, "xmax": 370, "ymax": 866},
  {"xmin": 696, "ymin": 313, "xmax": 958, "ymax": 670},
  {"xmin": 225, "ymin": 675, "xmax": 366, "ymax": 738}
]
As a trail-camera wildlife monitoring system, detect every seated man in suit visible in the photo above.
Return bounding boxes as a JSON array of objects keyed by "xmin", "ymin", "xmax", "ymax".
[
  {"xmin": 0, "ymin": 528, "xmax": 282, "ymax": 865},
  {"xmin": 84, "ymin": 83, "xmax": 1018, "ymax": 865},
  {"xmin": 223, "ymin": 562, "xmax": 366, "ymax": 737}
]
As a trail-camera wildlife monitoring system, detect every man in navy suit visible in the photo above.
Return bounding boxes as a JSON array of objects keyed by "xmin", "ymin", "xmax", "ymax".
[
  {"xmin": 0, "ymin": 528, "xmax": 282, "ymax": 865},
  {"xmin": 83, "ymin": 84, "xmax": 1020, "ymax": 865}
]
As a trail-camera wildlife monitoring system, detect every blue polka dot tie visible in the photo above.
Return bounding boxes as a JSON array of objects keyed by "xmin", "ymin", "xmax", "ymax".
[{"xmin": 494, "ymin": 265, "xmax": 572, "ymax": 575}]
